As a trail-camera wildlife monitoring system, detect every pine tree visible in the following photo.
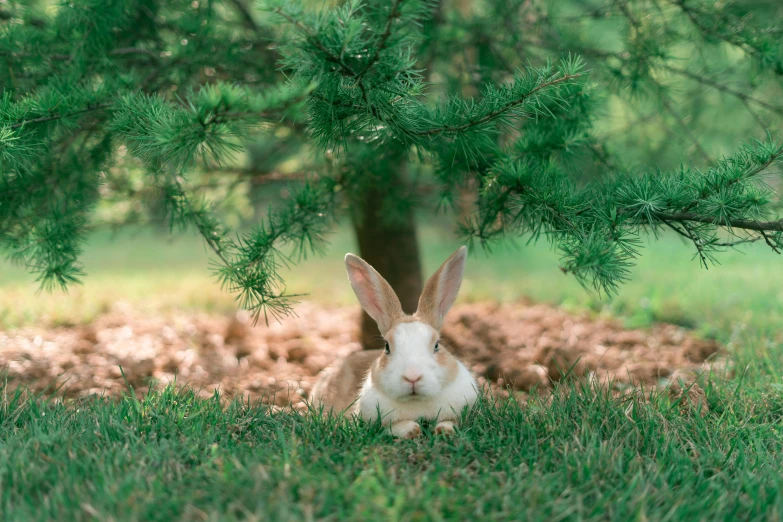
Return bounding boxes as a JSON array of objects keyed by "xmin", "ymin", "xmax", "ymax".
[{"xmin": 2, "ymin": 0, "xmax": 782, "ymax": 348}]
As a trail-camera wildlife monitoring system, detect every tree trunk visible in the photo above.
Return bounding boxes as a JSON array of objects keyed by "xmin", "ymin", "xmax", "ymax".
[{"xmin": 352, "ymin": 174, "xmax": 423, "ymax": 350}]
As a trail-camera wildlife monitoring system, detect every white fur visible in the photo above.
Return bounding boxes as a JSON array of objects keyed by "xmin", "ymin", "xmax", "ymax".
[{"xmin": 357, "ymin": 321, "xmax": 478, "ymax": 425}]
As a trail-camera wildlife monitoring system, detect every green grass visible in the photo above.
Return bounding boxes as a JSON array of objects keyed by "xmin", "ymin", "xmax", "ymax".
[
  {"xmin": 2, "ymin": 224, "xmax": 783, "ymax": 520},
  {"xmin": 2, "ymin": 377, "xmax": 783, "ymax": 521}
]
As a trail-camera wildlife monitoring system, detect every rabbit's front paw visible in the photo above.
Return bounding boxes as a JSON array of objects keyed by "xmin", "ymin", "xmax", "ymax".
[
  {"xmin": 391, "ymin": 420, "xmax": 421, "ymax": 440},
  {"xmin": 434, "ymin": 421, "xmax": 455, "ymax": 436}
]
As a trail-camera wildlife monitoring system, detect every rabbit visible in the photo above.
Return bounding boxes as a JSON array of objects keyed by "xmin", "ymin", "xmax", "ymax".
[{"xmin": 309, "ymin": 246, "xmax": 478, "ymax": 439}]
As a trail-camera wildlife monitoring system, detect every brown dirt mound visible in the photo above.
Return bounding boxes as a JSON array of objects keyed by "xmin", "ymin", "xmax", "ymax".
[{"xmin": 0, "ymin": 300, "xmax": 725, "ymax": 406}]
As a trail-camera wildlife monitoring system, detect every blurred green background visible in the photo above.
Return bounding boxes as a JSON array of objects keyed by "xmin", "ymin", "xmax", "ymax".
[{"xmin": 1, "ymin": 219, "xmax": 780, "ymax": 347}]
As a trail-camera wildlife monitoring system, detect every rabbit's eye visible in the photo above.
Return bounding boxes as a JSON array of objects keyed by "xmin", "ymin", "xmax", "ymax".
[
  {"xmin": 434, "ymin": 341, "xmax": 439, "ymax": 352},
  {"xmin": 384, "ymin": 342, "xmax": 390, "ymax": 354}
]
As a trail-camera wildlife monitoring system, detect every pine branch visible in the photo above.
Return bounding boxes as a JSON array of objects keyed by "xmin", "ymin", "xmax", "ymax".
[
  {"xmin": 4, "ymin": 0, "xmax": 783, "ymax": 307},
  {"xmin": 614, "ymin": 0, "xmax": 641, "ymax": 30},
  {"xmin": 651, "ymin": 211, "xmax": 783, "ymax": 233},
  {"xmin": 355, "ymin": 0, "xmax": 405, "ymax": 81},
  {"xmin": 660, "ymin": 218, "xmax": 711, "ymax": 267},
  {"xmin": 171, "ymin": 175, "xmax": 230, "ymax": 265},
  {"xmin": 272, "ymin": 7, "xmax": 360, "ymax": 77},
  {"xmin": 8, "ymin": 104, "xmax": 112, "ymax": 130},
  {"xmin": 413, "ymin": 73, "xmax": 583, "ymax": 136},
  {"xmin": 680, "ymin": 141, "xmax": 783, "ymax": 214},
  {"xmin": 561, "ymin": 42, "xmax": 783, "ymax": 117},
  {"xmin": 714, "ymin": 236, "xmax": 762, "ymax": 247},
  {"xmin": 663, "ymin": 64, "xmax": 783, "ymax": 116},
  {"xmin": 738, "ymin": 144, "xmax": 783, "ymax": 180},
  {"xmin": 741, "ymin": 98, "xmax": 771, "ymax": 132},
  {"xmin": 760, "ymin": 230, "xmax": 782, "ymax": 254},
  {"xmin": 671, "ymin": 0, "xmax": 768, "ymax": 59}
]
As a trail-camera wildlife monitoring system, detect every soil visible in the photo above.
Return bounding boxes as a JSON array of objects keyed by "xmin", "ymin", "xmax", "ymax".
[{"xmin": 0, "ymin": 300, "xmax": 725, "ymax": 407}]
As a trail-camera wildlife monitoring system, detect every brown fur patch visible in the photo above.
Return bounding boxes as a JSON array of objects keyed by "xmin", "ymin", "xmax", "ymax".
[
  {"xmin": 310, "ymin": 349, "xmax": 381, "ymax": 414},
  {"xmin": 437, "ymin": 348, "xmax": 460, "ymax": 383},
  {"xmin": 375, "ymin": 347, "xmax": 390, "ymax": 372},
  {"xmin": 369, "ymin": 356, "xmax": 383, "ymax": 384}
]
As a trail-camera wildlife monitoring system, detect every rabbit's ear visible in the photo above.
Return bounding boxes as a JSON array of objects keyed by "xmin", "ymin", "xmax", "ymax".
[
  {"xmin": 416, "ymin": 246, "xmax": 467, "ymax": 330},
  {"xmin": 345, "ymin": 253, "xmax": 404, "ymax": 334}
]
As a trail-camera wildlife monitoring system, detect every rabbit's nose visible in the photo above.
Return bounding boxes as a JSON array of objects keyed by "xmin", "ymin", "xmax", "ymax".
[{"xmin": 403, "ymin": 373, "xmax": 422, "ymax": 384}]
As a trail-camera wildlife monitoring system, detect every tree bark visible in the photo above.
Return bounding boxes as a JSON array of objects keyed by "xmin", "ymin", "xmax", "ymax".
[{"xmin": 352, "ymin": 174, "xmax": 423, "ymax": 350}]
